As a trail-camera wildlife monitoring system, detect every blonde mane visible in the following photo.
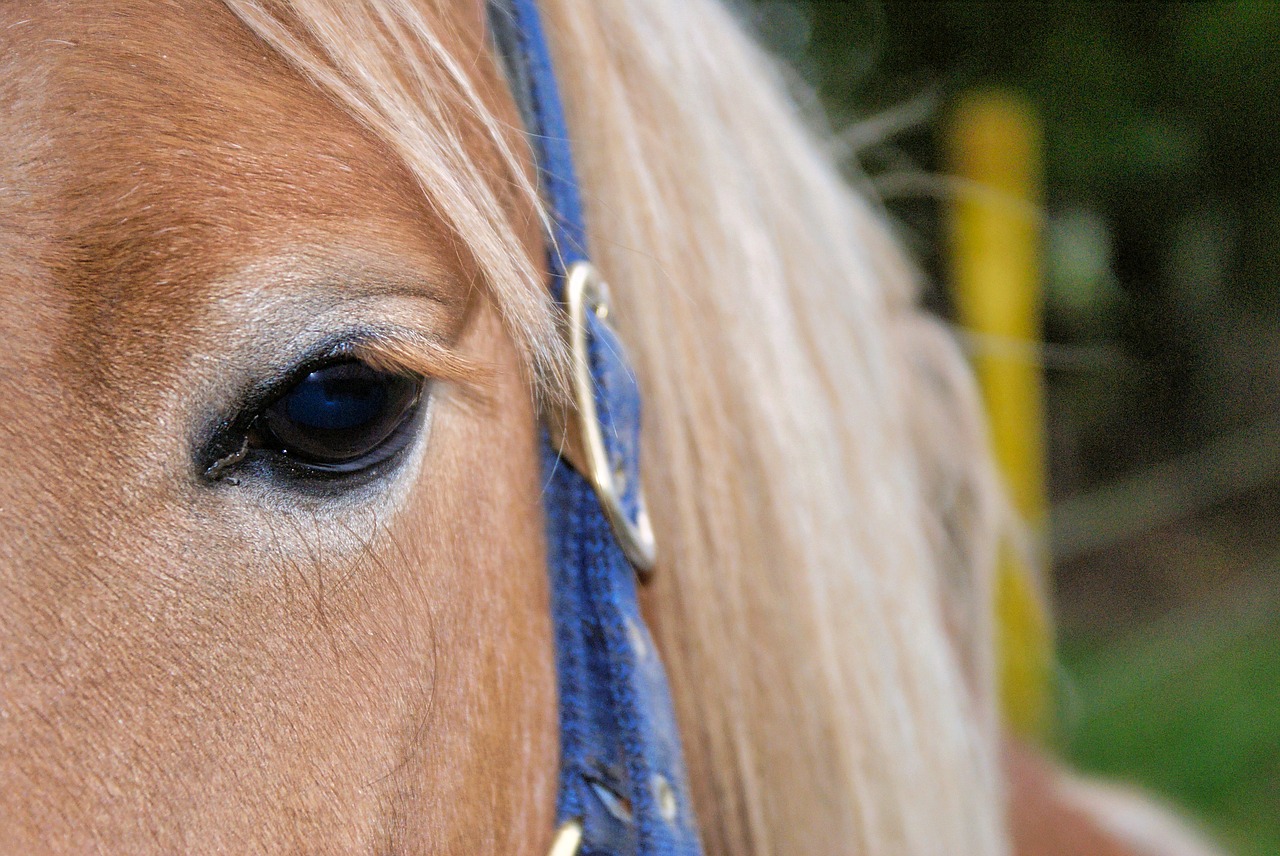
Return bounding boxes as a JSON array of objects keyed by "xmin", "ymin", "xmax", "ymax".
[{"xmin": 224, "ymin": 0, "xmax": 1008, "ymax": 852}]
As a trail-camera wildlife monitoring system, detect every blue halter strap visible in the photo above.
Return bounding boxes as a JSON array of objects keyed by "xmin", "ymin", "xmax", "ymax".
[{"xmin": 486, "ymin": 2, "xmax": 704, "ymax": 854}]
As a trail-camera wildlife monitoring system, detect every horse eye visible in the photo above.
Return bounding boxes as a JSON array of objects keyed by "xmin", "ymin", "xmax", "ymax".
[{"xmin": 254, "ymin": 360, "xmax": 424, "ymax": 473}]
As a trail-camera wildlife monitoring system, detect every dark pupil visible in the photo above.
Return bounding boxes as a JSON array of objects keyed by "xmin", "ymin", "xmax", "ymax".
[{"xmin": 263, "ymin": 361, "xmax": 419, "ymax": 465}]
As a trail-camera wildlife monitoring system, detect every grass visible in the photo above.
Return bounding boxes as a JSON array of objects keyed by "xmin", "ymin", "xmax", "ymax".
[{"xmin": 1056, "ymin": 580, "xmax": 1280, "ymax": 856}]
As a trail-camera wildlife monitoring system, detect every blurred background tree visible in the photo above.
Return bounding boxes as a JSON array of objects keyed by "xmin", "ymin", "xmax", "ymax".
[{"xmin": 741, "ymin": 2, "xmax": 1280, "ymax": 853}]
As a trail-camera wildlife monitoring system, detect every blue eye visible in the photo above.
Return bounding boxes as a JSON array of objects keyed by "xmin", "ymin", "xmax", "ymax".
[{"xmin": 258, "ymin": 360, "xmax": 423, "ymax": 471}]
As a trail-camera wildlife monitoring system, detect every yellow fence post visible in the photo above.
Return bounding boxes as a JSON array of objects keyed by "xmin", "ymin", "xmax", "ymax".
[{"xmin": 946, "ymin": 90, "xmax": 1053, "ymax": 739}]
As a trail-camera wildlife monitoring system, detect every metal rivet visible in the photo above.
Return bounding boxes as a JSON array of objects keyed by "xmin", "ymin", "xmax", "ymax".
[
  {"xmin": 652, "ymin": 774, "xmax": 678, "ymax": 823},
  {"xmin": 625, "ymin": 617, "xmax": 647, "ymax": 660},
  {"xmin": 590, "ymin": 279, "xmax": 612, "ymax": 320}
]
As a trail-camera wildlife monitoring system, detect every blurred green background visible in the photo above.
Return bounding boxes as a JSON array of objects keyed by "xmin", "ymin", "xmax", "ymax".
[{"xmin": 742, "ymin": 1, "xmax": 1280, "ymax": 853}]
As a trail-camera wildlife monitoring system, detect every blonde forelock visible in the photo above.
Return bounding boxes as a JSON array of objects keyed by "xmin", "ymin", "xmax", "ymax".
[{"xmin": 222, "ymin": 1, "xmax": 1010, "ymax": 853}]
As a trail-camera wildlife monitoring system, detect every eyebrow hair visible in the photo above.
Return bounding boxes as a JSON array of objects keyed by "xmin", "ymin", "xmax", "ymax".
[
  {"xmin": 255, "ymin": 247, "xmax": 469, "ymax": 313},
  {"xmin": 278, "ymin": 257, "xmax": 501, "ymax": 402},
  {"xmin": 218, "ymin": 247, "xmax": 482, "ymax": 364}
]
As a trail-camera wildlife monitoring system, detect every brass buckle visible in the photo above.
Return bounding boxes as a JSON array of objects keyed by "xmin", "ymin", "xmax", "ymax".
[{"xmin": 547, "ymin": 261, "xmax": 657, "ymax": 578}]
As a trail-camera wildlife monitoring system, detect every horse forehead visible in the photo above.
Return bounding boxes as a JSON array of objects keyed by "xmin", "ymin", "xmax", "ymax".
[{"xmin": 1, "ymin": 0, "xmax": 442, "ymax": 381}]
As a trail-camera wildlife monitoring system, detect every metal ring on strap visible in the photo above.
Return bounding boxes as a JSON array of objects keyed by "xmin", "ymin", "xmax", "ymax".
[
  {"xmin": 557, "ymin": 260, "xmax": 658, "ymax": 576},
  {"xmin": 489, "ymin": 0, "xmax": 703, "ymax": 850}
]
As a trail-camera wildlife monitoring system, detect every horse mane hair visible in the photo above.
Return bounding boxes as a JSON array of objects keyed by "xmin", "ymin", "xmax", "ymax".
[{"xmin": 223, "ymin": 0, "xmax": 1009, "ymax": 852}]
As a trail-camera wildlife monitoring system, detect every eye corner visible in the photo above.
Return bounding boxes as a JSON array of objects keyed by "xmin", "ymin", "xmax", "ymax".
[
  {"xmin": 196, "ymin": 410, "xmax": 257, "ymax": 486},
  {"xmin": 202, "ymin": 434, "xmax": 250, "ymax": 484}
]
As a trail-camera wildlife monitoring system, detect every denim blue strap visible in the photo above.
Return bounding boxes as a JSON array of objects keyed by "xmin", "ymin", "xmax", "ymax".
[{"xmin": 487, "ymin": 1, "xmax": 703, "ymax": 853}]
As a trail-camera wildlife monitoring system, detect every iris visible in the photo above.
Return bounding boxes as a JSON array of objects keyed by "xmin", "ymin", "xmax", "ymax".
[{"xmin": 261, "ymin": 360, "xmax": 421, "ymax": 468}]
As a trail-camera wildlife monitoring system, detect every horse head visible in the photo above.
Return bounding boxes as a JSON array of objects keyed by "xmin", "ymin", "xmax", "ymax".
[
  {"xmin": 0, "ymin": 2, "xmax": 558, "ymax": 849},
  {"xmin": 0, "ymin": 2, "xmax": 1227, "ymax": 855}
]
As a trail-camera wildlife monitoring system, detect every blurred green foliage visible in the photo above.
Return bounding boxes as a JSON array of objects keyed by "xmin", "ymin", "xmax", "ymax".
[
  {"xmin": 1061, "ymin": 579, "xmax": 1280, "ymax": 856},
  {"xmin": 747, "ymin": 0, "xmax": 1280, "ymax": 481},
  {"xmin": 743, "ymin": 1, "xmax": 1280, "ymax": 850}
]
